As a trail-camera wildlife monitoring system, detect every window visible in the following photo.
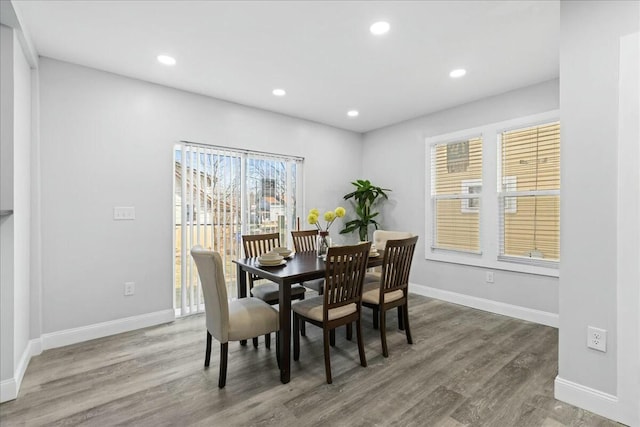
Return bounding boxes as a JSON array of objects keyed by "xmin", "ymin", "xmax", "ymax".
[
  {"xmin": 498, "ymin": 122, "xmax": 560, "ymax": 266},
  {"xmin": 174, "ymin": 143, "xmax": 302, "ymax": 316},
  {"xmin": 425, "ymin": 110, "xmax": 560, "ymax": 276},
  {"xmin": 430, "ymin": 137, "xmax": 483, "ymax": 253}
]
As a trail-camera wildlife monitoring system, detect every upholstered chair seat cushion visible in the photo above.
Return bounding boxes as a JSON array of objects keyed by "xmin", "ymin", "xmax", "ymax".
[
  {"xmin": 227, "ymin": 298, "xmax": 279, "ymax": 342},
  {"xmin": 293, "ymin": 296, "xmax": 357, "ymax": 322},
  {"xmin": 301, "ymin": 278, "xmax": 324, "ymax": 293},
  {"xmin": 251, "ymin": 283, "xmax": 306, "ymax": 301},
  {"xmin": 364, "ymin": 271, "xmax": 381, "ymax": 284},
  {"xmin": 361, "ymin": 286, "xmax": 404, "ymax": 305}
]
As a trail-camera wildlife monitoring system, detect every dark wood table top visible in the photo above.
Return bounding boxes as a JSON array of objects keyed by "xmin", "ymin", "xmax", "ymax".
[{"xmin": 234, "ymin": 250, "xmax": 384, "ymax": 284}]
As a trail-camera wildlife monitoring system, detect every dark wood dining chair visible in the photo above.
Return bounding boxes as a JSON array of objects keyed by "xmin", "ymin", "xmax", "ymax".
[
  {"xmin": 190, "ymin": 246, "xmax": 280, "ymax": 388},
  {"xmin": 242, "ymin": 232, "xmax": 306, "ymax": 348},
  {"xmin": 291, "ymin": 229, "xmax": 325, "ymax": 295},
  {"xmin": 362, "ymin": 236, "xmax": 418, "ymax": 357},
  {"xmin": 292, "ymin": 241, "xmax": 371, "ymax": 384}
]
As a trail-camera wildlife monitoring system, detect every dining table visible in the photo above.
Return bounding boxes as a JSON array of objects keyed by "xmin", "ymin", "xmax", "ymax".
[{"xmin": 234, "ymin": 249, "xmax": 384, "ymax": 384}]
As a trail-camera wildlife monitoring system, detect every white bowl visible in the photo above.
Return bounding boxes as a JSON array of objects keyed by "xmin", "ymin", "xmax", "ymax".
[{"xmin": 272, "ymin": 247, "xmax": 293, "ymax": 257}]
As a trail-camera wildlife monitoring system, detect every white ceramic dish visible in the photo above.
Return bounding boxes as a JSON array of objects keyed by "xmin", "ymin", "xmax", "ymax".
[
  {"xmin": 369, "ymin": 251, "xmax": 380, "ymax": 258},
  {"xmin": 272, "ymin": 247, "xmax": 293, "ymax": 257},
  {"xmin": 258, "ymin": 254, "xmax": 284, "ymax": 262},
  {"xmin": 256, "ymin": 259, "xmax": 287, "ymax": 267}
]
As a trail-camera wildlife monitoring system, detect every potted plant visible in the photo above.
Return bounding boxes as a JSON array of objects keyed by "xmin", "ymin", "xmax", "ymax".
[{"xmin": 339, "ymin": 179, "xmax": 391, "ymax": 241}]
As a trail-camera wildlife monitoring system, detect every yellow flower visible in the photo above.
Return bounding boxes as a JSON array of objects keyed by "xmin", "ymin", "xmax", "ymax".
[
  {"xmin": 335, "ymin": 207, "xmax": 346, "ymax": 218},
  {"xmin": 309, "ymin": 208, "xmax": 320, "ymax": 216},
  {"xmin": 324, "ymin": 211, "xmax": 336, "ymax": 222},
  {"xmin": 307, "ymin": 213, "xmax": 318, "ymax": 225}
]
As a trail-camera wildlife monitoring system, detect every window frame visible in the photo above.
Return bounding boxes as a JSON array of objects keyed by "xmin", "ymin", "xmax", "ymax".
[
  {"xmin": 497, "ymin": 121, "xmax": 560, "ymax": 269},
  {"xmin": 424, "ymin": 110, "xmax": 560, "ymax": 277},
  {"xmin": 429, "ymin": 134, "xmax": 484, "ymax": 255}
]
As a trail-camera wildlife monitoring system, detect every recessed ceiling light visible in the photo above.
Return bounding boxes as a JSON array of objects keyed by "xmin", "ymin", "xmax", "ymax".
[
  {"xmin": 157, "ymin": 55, "xmax": 176, "ymax": 66},
  {"xmin": 449, "ymin": 68, "xmax": 467, "ymax": 78},
  {"xmin": 272, "ymin": 88, "xmax": 286, "ymax": 97},
  {"xmin": 347, "ymin": 110, "xmax": 359, "ymax": 117},
  {"xmin": 370, "ymin": 21, "xmax": 390, "ymax": 35}
]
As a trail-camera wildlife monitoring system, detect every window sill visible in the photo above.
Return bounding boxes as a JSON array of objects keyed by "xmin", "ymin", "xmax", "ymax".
[{"xmin": 426, "ymin": 248, "xmax": 559, "ymax": 278}]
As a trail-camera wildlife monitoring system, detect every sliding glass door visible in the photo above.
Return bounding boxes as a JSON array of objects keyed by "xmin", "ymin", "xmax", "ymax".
[{"xmin": 174, "ymin": 143, "xmax": 303, "ymax": 316}]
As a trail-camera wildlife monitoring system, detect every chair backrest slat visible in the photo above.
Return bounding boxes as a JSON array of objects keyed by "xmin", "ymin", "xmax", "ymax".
[{"xmin": 291, "ymin": 229, "xmax": 318, "ymax": 252}]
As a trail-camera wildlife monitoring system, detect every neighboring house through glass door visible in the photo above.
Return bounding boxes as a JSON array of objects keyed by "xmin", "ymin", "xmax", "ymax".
[{"xmin": 174, "ymin": 143, "xmax": 303, "ymax": 316}]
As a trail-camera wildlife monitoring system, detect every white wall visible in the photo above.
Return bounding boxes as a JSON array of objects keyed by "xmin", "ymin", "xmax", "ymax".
[
  {"xmin": 12, "ymin": 21, "xmax": 31, "ymax": 386},
  {"xmin": 0, "ymin": 24, "xmax": 15, "ymax": 387},
  {"xmin": 362, "ymin": 79, "xmax": 560, "ymax": 318},
  {"xmin": 0, "ymin": 23, "xmax": 32, "ymax": 402},
  {"xmin": 38, "ymin": 58, "xmax": 363, "ymax": 334},
  {"xmin": 555, "ymin": 1, "xmax": 639, "ymax": 425}
]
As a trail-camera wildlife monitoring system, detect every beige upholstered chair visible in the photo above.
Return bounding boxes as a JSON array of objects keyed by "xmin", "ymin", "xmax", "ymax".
[
  {"xmin": 242, "ymin": 233, "xmax": 306, "ymax": 347},
  {"xmin": 293, "ymin": 242, "xmax": 371, "ymax": 384},
  {"xmin": 190, "ymin": 246, "xmax": 279, "ymax": 388},
  {"xmin": 291, "ymin": 229, "xmax": 325, "ymax": 295},
  {"xmin": 362, "ymin": 236, "xmax": 418, "ymax": 357}
]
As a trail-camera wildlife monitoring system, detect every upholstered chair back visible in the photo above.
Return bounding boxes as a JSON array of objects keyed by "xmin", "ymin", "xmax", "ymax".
[
  {"xmin": 190, "ymin": 246, "xmax": 230, "ymax": 343},
  {"xmin": 372, "ymin": 230, "xmax": 414, "ymax": 251}
]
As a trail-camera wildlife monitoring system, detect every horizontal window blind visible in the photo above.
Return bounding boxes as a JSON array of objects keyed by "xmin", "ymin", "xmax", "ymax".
[
  {"xmin": 498, "ymin": 122, "xmax": 560, "ymax": 266},
  {"xmin": 431, "ymin": 137, "xmax": 483, "ymax": 253}
]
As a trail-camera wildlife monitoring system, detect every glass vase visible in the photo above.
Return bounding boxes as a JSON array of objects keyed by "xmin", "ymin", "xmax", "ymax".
[{"xmin": 317, "ymin": 231, "xmax": 331, "ymax": 258}]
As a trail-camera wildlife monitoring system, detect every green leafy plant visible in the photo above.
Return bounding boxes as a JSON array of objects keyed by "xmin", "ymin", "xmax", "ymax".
[{"xmin": 340, "ymin": 179, "xmax": 391, "ymax": 241}]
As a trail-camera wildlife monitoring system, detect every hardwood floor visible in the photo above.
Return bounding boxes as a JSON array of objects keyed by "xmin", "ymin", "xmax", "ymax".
[{"xmin": 0, "ymin": 295, "xmax": 621, "ymax": 426}]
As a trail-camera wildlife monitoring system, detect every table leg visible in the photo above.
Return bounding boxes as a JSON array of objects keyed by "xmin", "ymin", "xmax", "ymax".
[
  {"xmin": 279, "ymin": 280, "xmax": 291, "ymax": 384},
  {"xmin": 237, "ymin": 265, "xmax": 248, "ymax": 346}
]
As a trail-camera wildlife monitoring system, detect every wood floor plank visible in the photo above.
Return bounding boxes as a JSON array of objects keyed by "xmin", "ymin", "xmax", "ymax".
[{"xmin": 0, "ymin": 295, "xmax": 623, "ymax": 427}]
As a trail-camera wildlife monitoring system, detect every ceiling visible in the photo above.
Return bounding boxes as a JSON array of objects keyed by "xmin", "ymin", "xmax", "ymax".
[{"xmin": 13, "ymin": 0, "xmax": 559, "ymax": 133}]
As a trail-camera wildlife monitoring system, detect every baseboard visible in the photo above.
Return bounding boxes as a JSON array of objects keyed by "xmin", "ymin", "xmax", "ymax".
[
  {"xmin": 410, "ymin": 283, "xmax": 559, "ymax": 327},
  {"xmin": 0, "ymin": 378, "xmax": 17, "ymax": 403},
  {"xmin": 554, "ymin": 376, "xmax": 627, "ymax": 425},
  {"xmin": 41, "ymin": 309, "xmax": 175, "ymax": 350},
  {"xmin": 1, "ymin": 339, "xmax": 41, "ymax": 403}
]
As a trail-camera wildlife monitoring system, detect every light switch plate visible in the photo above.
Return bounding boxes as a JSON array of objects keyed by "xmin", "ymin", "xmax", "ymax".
[{"xmin": 114, "ymin": 207, "xmax": 135, "ymax": 220}]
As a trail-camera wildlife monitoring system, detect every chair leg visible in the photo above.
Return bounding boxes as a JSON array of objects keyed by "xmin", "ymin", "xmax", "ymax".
[
  {"xmin": 330, "ymin": 329, "xmax": 336, "ymax": 346},
  {"xmin": 253, "ymin": 337, "xmax": 259, "ymax": 348},
  {"xmin": 276, "ymin": 331, "xmax": 281, "ymax": 369},
  {"xmin": 205, "ymin": 331, "xmax": 212, "ymax": 367},
  {"xmin": 265, "ymin": 333, "xmax": 271, "ymax": 349},
  {"xmin": 346, "ymin": 322, "xmax": 353, "ymax": 341},
  {"xmin": 240, "ymin": 340, "xmax": 247, "ymax": 346},
  {"xmin": 398, "ymin": 306, "xmax": 405, "ymax": 330},
  {"xmin": 301, "ymin": 319, "xmax": 306, "ymax": 337},
  {"xmin": 323, "ymin": 327, "xmax": 332, "ymax": 384},
  {"xmin": 293, "ymin": 313, "xmax": 300, "ymax": 361},
  {"xmin": 380, "ymin": 308, "xmax": 389, "ymax": 358},
  {"xmin": 218, "ymin": 342, "xmax": 228, "ymax": 388},
  {"xmin": 356, "ymin": 318, "xmax": 367, "ymax": 367},
  {"xmin": 403, "ymin": 303, "xmax": 413, "ymax": 345},
  {"xmin": 372, "ymin": 307, "xmax": 379, "ymax": 329}
]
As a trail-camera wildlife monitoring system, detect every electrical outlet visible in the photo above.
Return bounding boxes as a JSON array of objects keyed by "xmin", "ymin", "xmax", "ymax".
[
  {"xmin": 485, "ymin": 271, "xmax": 494, "ymax": 283},
  {"xmin": 587, "ymin": 326, "xmax": 607, "ymax": 352},
  {"xmin": 124, "ymin": 282, "xmax": 135, "ymax": 296}
]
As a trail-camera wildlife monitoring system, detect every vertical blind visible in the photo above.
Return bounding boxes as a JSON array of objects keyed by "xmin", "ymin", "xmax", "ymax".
[
  {"xmin": 430, "ymin": 137, "xmax": 483, "ymax": 253},
  {"xmin": 174, "ymin": 143, "xmax": 302, "ymax": 316},
  {"xmin": 498, "ymin": 122, "xmax": 560, "ymax": 265}
]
